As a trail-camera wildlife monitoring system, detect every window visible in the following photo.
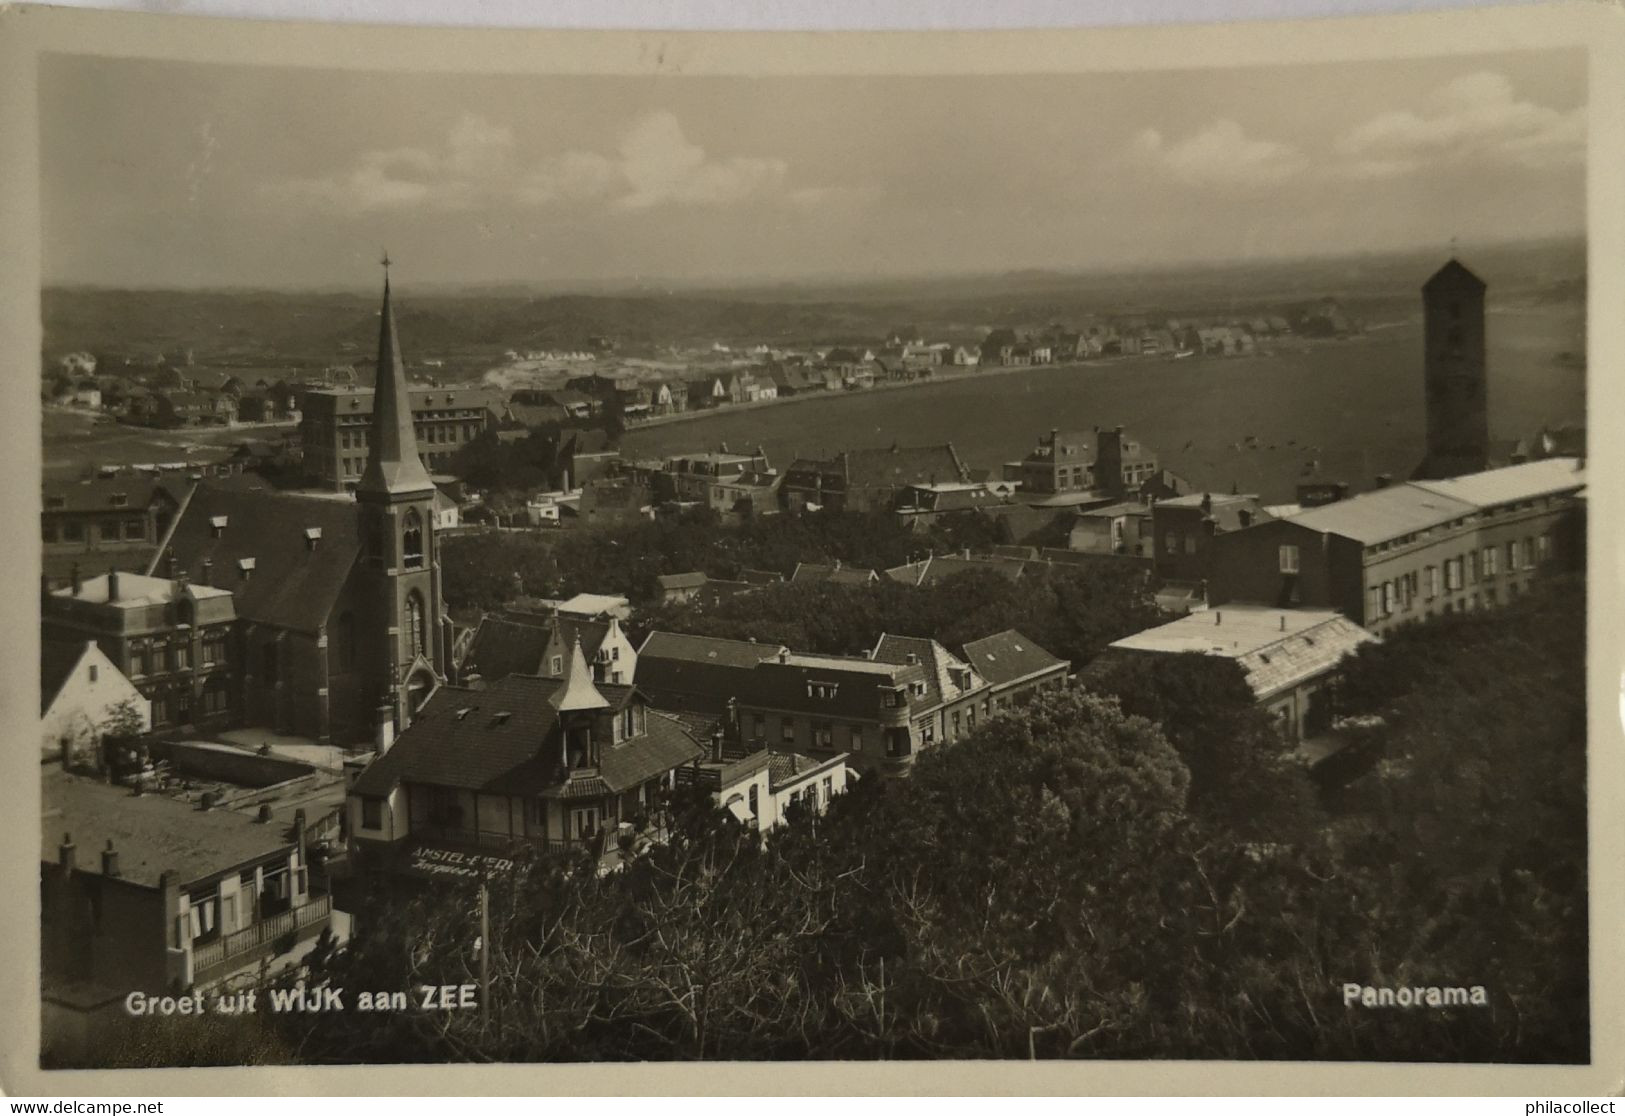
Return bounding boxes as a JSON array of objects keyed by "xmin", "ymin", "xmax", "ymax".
[
  {"xmin": 807, "ymin": 682, "xmax": 839, "ymax": 700},
  {"xmin": 41, "ymin": 521, "xmax": 57, "ymax": 543},
  {"xmin": 781, "ymin": 720, "xmax": 796, "ymax": 746},
  {"xmin": 621, "ymin": 707, "xmax": 636, "ymax": 740},
  {"xmin": 1425, "ymin": 566, "xmax": 1439, "ymax": 599},
  {"xmin": 1367, "ymin": 587, "xmax": 1382, "ymax": 620},
  {"xmin": 124, "ymin": 517, "xmax": 144, "ymax": 540},
  {"xmin": 202, "ymin": 633, "xmax": 225, "ymax": 666},
  {"xmin": 1483, "ymin": 546, "xmax": 1497, "ymax": 577},
  {"xmin": 171, "ymin": 643, "xmax": 191, "ymax": 671},
  {"xmin": 1183, "ymin": 533, "xmax": 1197, "ymax": 555},
  {"xmin": 1164, "ymin": 531, "xmax": 1179, "ymax": 555},
  {"xmin": 747, "ymin": 784, "xmax": 759, "ymax": 822},
  {"xmin": 99, "ymin": 520, "xmax": 120, "ymax": 542},
  {"xmin": 1278, "ymin": 545, "xmax": 1300, "ymax": 574},
  {"xmin": 361, "ymin": 797, "xmax": 383, "ymax": 830},
  {"xmin": 1381, "ymin": 581, "xmax": 1395, "ymax": 616},
  {"xmin": 550, "ymin": 655, "xmax": 563, "ymax": 675},
  {"xmin": 823, "ymin": 776, "xmax": 834, "ymax": 803},
  {"xmin": 849, "ymin": 726, "xmax": 862, "ymax": 752},
  {"xmin": 88, "ymin": 664, "xmax": 98, "ymax": 683},
  {"xmin": 813, "ymin": 722, "xmax": 833, "ymax": 749},
  {"xmin": 402, "ymin": 509, "xmax": 425, "ymax": 569},
  {"xmin": 1505, "ymin": 541, "xmax": 1517, "ymax": 572},
  {"xmin": 1537, "ymin": 534, "xmax": 1552, "ymax": 563},
  {"xmin": 1522, "ymin": 537, "xmax": 1535, "ymax": 569},
  {"xmin": 1468, "ymin": 550, "xmax": 1480, "ymax": 582},
  {"xmin": 406, "ymin": 591, "xmax": 426, "ymax": 659},
  {"xmin": 130, "ymin": 643, "xmax": 148, "ymax": 678},
  {"xmin": 62, "ymin": 520, "xmax": 83, "ymax": 542},
  {"xmin": 951, "ymin": 711, "xmax": 962, "ymax": 738}
]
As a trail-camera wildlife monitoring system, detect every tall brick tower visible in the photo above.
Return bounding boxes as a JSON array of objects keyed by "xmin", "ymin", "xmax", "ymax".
[
  {"xmin": 355, "ymin": 256, "xmax": 446, "ymax": 731},
  {"xmin": 1416, "ymin": 257, "xmax": 1489, "ymax": 479}
]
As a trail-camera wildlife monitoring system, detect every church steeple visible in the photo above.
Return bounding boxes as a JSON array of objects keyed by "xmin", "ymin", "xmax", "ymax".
[{"xmin": 358, "ymin": 254, "xmax": 435, "ymax": 498}]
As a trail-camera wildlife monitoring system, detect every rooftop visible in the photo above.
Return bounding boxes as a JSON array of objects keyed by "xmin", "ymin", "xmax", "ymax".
[
  {"xmin": 51, "ymin": 571, "xmax": 233, "ymax": 609},
  {"xmin": 960, "ymin": 629, "xmax": 1069, "ymax": 688},
  {"xmin": 42, "ymin": 769, "xmax": 298, "ymax": 889},
  {"xmin": 1409, "ymin": 457, "xmax": 1585, "ymax": 510},
  {"xmin": 1108, "ymin": 605, "xmax": 1377, "ymax": 700},
  {"xmin": 1285, "ymin": 484, "xmax": 1477, "ymax": 545}
]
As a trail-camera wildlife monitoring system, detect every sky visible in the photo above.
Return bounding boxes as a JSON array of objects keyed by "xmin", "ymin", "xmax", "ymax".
[{"xmin": 40, "ymin": 49, "xmax": 1586, "ymax": 290}]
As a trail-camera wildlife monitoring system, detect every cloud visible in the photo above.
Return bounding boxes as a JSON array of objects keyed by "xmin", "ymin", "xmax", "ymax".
[
  {"xmin": 1130, "ymin": 119, "xmax": 1309, "ymax": 188},
  {"xmin": 264, "ymin": 110, "xmax": 861, "ymax": 216},
  {"xmin": 1334, "ymin": 70, "xmax": 1585, "ymax": 175}
]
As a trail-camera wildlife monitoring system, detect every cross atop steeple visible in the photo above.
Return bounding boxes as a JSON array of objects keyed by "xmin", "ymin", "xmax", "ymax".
[{"xmin": 356, "ymin": 258, "xmax": 434, "ymax": 499}]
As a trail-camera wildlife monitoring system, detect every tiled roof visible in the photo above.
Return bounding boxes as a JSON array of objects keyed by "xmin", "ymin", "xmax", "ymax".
[
  {"xmin": 636, "ymin": 632, "xmax": 785, "ymax": 714},
  {"xmin": 658, "ymin": 572, "xmax": 709, "ymax": 590},
  {"xmin": 768, "ymin": 752, "xmax": 841, "ymax": 793},
  {"xmin": 352, "ymin": 675, "xmax": 700, "ymax": 798},
  {"xmin": 1107, "ymin": 606, "xmax": 1376, "ymax": 701},
  {"xmin": 960, "ymin": 629, "xmax": 1069, "ymax": 688},
  {"xmin": 463, "ymin": 616, "xmax": 551, "ymax": 682},
  {"xmin": 42, "ymin": 477, "xmax": 178, "ymax": 516},
  {"xmin": 160, "ymin": 482, "xmax": 363, "ymax": 634},
  {"xmin": 871, "ymin": 634, "xmax": 984, "ymax": 710},
  {"xmin": 740, "ymin": 656, "xmax": 926, "ymax": 722},
  {"xmin": 42, "ymin": 769, "xmax": 298, "ymax": 889}
]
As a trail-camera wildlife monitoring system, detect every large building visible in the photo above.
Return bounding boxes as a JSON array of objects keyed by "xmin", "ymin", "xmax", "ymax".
[
  {"xmin": 42, "ymin": 570, "xmax": 237, "ymax": 735},
  {"xmin": 779, "ymin": 443, "xmax": 971, "ymax": 513},
  {"xmin": 1415, "ymin": 258, "xmax": 1490, "ymax": 480},
  {"xmin": 1104, "ymin": 605, "xmax": 1377, "ymax": 743},
  {"xmin": 41, "ymin": 477, "xmax": 182, "ymax": 586},
  {"xmin": 347, "ymin": 640, "xmax": 705, "ymax": 867},
  {"xmin": 157, "ymin": 268, "xmax": 453, "ymax": 742},
  {"xmin": 300, "ymin": 384, "xmax": 501, "ymax": 491},
  {"xmin": 41, "ymin": 768, "xmax": 330, "ymax": 1059},
  {"xmin": 1208, "ymin": 458, "xmax": 1585, "ymax": 634},
  {"xmin": 1008, "ymin": 426, "xmax": 1159, "ymax": 500}
]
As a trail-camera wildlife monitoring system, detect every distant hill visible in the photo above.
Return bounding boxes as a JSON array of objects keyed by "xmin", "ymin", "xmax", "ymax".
[{"xmin": 43, "ymin": 236, "xmax": 1584, "ymax": 372}]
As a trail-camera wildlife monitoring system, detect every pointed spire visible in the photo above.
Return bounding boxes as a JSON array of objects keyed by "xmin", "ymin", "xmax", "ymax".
[
  {"xmin": 358, "ymin": 255, "xmax": 435, "ymax": 498},
  {"xmin": 550, "ymin": 633, "xmax": 608, "ymax": 713}
]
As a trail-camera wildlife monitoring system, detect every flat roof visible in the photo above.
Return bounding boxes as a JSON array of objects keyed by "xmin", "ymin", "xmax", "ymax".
[
  {"xmin": 52, "ymin": 572, "xmax": 233, "ymax": 608},
  {"xmin": 1285, "ymin": 485, "xmax": 1476, "ymax": 545},
  {"xmin": 41, "ymin": 770, "xmax": 297, "ymax": 890}
]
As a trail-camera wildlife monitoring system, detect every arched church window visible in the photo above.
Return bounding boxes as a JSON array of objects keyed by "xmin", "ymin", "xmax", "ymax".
[
  {"xmin": 402, "ymin": 509, "xmax": 425, "ymax": 570},
  {"xmin": 406, "ymin": 591, "xmax": 426, "ymax": 659}
]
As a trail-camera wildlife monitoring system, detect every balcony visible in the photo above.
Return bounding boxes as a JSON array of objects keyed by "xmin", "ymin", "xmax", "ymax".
[
  {"xmin": 414, "ymin": 824, "xmax": 591, "ymax": 857},
  {"xmin": 191, "ymin": 894, "xmax": 331, "ymax": 979}
]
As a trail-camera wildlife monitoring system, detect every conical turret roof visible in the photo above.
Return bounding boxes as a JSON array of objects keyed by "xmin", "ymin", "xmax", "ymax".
[{"xmin": 550, "ymin": 633, "xmax": 608, "ymax": 712}]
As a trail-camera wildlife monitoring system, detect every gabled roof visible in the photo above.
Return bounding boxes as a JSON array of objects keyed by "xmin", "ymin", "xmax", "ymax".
[
  {"xmin": 42, "ymin": 477, "xmax": 179, "ymax": 516},
  {"xmin": 742, "ymin": 655, "xmax": 927, "ymax": 721},
  {"xmin": 463, "ymin": 616, "xmax": 551, "ymax": 682},
  {"xmin": 159, "ymin": 482, "xmax": 363, "ymax": 634},
  {"xmin": 871, "ymin": 634, "xmax": 984, "ymax": 709},
  {"xmin": 1422, "ymin": 257, "xmax": 1486, "ymax": 293},
  {"xmin": 41, "ymin": 638, "xmax": 94, "ymax": 715},
  {"xmin": 960, "ymin": 629, "xmax": 1069, "ymax": 689}
]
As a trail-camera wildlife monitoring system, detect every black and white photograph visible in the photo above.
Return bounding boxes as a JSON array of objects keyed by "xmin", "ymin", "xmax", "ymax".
[{"xmin": 4, "ymin": 0, "xmax": 1622, "ymax": 1094}]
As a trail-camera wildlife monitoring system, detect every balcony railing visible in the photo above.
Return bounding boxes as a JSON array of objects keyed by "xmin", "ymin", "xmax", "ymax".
[
  {"xmin": 415, "ymin": 824, "xmax": 591, "ymax": 856},
  {"xmin": 192, "ymin": 894, "xmax": 331, "ymax": 975}
]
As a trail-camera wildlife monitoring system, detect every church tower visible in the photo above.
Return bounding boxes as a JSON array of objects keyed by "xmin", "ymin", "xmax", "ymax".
[
  {"xmin": 356, "ymin": 258, "xmax": 446, "ymax": 730},
  {"xmin": 1416, "ymin": 257, "xmax": 1490, "ymax": 480}
]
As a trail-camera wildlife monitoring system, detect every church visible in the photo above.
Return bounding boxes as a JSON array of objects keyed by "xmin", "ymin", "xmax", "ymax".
[{"xmin": 154, "ymin": 266, "xmax": 450, "ymax": 744}]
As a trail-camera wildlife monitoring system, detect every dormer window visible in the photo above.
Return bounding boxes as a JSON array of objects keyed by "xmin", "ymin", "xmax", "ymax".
[
  {"xmin": 109, "ymin": 493, "xmax": 129, "ymax": 507},
  {"xmin": 807, "ymin": 681, "xmax": 839, "ymax": 700},
  {"xmin": 910, "ymin": 681, "xmax": 928, "ymax": 697},
  {"xmin": 304, "ymin": 526, "xmax": 322, "ymax": 551},
  {"xmin": 210, "ymin": 514, "xmax": 229, "ymax": 538},
  {"xmin": 237, "ymin": 557, "xmax": 256, "ymax": 580}
]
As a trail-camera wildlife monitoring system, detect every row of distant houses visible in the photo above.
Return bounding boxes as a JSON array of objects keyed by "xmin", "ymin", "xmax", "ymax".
[{"xmin": 976, "ymin": 305, "xmax": 1358, "ymax": 367}]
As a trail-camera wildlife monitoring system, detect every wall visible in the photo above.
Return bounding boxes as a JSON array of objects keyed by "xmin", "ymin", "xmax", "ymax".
[
  {"xmin": 150, "ymin": 740, "xmax": 312, "ymax": 788},
  {"xmin": 41, "ymin": 644, "xmax": 150, "ymax": 762}
]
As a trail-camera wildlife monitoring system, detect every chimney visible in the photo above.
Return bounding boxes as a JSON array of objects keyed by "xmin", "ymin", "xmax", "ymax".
[
  {"xmin": 304, "ymin": 526, "xmax": 323, "ymax": 552},
  {"xmin": 1215, "ymin": 610, "xmax": 1222, "ymax": 626},
  {"xmin": 1336, "ymin": 482, "xmax": 1350, "ymax": 501},
  {"xmin": 1279, "ymin": 615, "xmax": 1287, "ymax": 632},
  {"xmin": 101, "ymin": 838, "xmax": 120, "ymax": 878},
  {"xmin": 1200, "ymin": 492, "xmax": 1213, "ymax": 515},
  {"xmin": 710, "ymin": 727, "xmax": 724, "ymax": 763},
  {"xmin": 258, "ymin": 803, "xmax": 274, "ymax": 823},
  {"xmin": 375, "ymin": 697, "xmax": 396, "ymax": 754},
  {"xmin": 199, "ymin": 791, "xmax": 217, "ymax": 810},
  {"xmin": 58, "ymin": 832, "xmax": 76, "ymax": 874},
  {"xmin": 777, "ymin": 647, "xmax": 790, "ymax": 664},
  {"xmin": 164, "ymin": 549, "xmax": 178, "ymax": 580},
  {"xmin": 107, "ymin": 567, "xmax": 120, "ymax": 601},
  {"xmin": 201, "ymin": 557, "xmax": 213, "ymax": 587},
  {"xmin": 70, "ymin": 563, "xmax": 82, "ymax": 596},
  {"xmin": 1375, "ymin": 473, "xmax": 1393, "ymax": 490}
]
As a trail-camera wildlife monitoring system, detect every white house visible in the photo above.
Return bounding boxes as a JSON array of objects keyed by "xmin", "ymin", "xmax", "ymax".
[
  {"xmin": 713, "ymin": 749, "xmax": 850, "ymax": 832},
  {"xmin": 40, "ymin": 640, "xmax": 150, "ymax": 763}
]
